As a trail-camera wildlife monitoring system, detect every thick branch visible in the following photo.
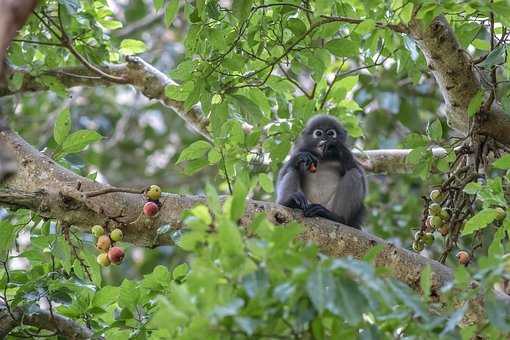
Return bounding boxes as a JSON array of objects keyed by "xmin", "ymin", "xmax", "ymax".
[
  {"xmin": 0, "ymin": 304, "xmax": 95, "ymax": 339},
  {"xmin": 409, "ymin": 15, "xmax": 510, "ymax": 145},
  {"xmin": 0, "ymin": 127, "xmax": 453, "ymax": 296},
  {"xmin": 0, "ymin": 58, "xmax": 211, "ymax": 141}
]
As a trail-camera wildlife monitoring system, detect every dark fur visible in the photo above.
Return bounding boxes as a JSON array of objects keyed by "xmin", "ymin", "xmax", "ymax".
[{"xmin": 276, "ymin": 115, "xmax": 366, "ymax": 228}]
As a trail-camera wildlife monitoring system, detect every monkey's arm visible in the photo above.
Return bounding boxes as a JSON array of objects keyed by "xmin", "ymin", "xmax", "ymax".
[
  {"xmin": 335, "ymin": 166, "xmax": 366, "ymax": 228},
  {"xmin": 276, "ymin": 151, "xmax": 317, "ymax": 210}
]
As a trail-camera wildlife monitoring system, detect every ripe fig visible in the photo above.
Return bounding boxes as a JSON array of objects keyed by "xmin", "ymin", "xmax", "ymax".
[
  {"xmin": 91, "ymin": 225, "xmax": 104, "ymax": 237},
  {"xmin": 97, "ymin": 253, "xmax": 110, "ymax": 267},
  {"xmin": 456, "ymin": 250, "xmax": 470, "ymax": 265},
  {"xmin": 429, "ymin": 203, "xmax": 441, "ymax": 216},
  {"xmin": 110, "ymin": 228, "xmax": 123, "ymax": 242},
  {"xmin": 308, "ymin": 163, "xmax": 317, "ymax": 173},
  {"xmin": 495, "ymin": 207, "xmax": 506, "ymax": 221},
  {"xmin": 430, "ymin": 189, "xmax": 442, "ymax": 203},
  {"xmin": 143, "ymin": 201, "xmax": 159, "ymax": 217},
  {"xmin": 108, "ymin": 246, "xmax": 125, "ymax": 264},
  {"xmin": 96, "ymin": 235, "xmax": 111, "ymax": 252},
  {"xmin": 146, "ymin": 185, "xmax": 161, "ymax": 201}
]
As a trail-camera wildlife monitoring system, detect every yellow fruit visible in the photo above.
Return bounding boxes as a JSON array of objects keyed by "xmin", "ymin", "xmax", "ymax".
[
  {"xmin": 146, "ymin": 185, "xmax": 161, "ymax": 201},
  {"xmin": 110, "ymin": 228, "xmax": 123, "ymax": 242},
  {"xmin": 456, "ymin": 251, "xmax": 470, "ymax": 265},
  {"xmin": 430, "ymin": 190, "xmax": 442, "ymax": 202},
  {"xmin": 429, "ymin": 203, "xmax": 441, "ymax": 216},
  {"xmin": 96, "ymin": 235, "xmax": 111, "ymax": 252},
  {"xmin": 91, "ymin": 225, "xmax": 104, "ymax": 237},
  {"xmin": 495, "ymin": 207, "xmax": 506, "ymax": 221},
  {"xmin": 97, "ymin": 253, "xmax": 110, "ymax": 267}
]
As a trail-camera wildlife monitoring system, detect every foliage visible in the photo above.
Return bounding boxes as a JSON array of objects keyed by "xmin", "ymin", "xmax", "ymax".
[{"xmin": 2, "ymin": 0, "xmax": 510, "ymax": 338}]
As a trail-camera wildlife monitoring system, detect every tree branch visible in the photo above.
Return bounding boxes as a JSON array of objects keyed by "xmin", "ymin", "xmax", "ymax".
[
  {"xmin": 409, "ymin": 15, "xmax": 510, "ymax": 145},
  {"xmin": 0, "ymin": 303, "xmax": 95, "ymax": 339}
]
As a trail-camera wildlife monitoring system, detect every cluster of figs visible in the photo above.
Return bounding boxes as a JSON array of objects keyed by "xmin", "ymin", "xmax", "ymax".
[
  {"xmin": 94, "ymin": 185, "xmax": 162, "ymax": 267},
  {"xmin": 413, "ymin": 188, "xmax": 506, "ymax": 265},
  {"xmin": 93, "ymin": 225, "xmax": 125, "ymax": 267}
]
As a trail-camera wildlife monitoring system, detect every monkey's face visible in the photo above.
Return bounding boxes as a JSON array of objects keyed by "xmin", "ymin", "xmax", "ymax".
[{"xmin": 296, "ymin": 115, "xmax": 347, "ymax": 158}]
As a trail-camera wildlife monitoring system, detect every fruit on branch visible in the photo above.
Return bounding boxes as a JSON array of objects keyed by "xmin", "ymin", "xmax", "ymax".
[
  {"xmin": 146, "ymin": 185, "xmax": 161, "ymax": 201},
  {"xmin": 91, "ymin": 225, "xmax": 105, "ymax": 237},
  {"xmin": 456, "ymin": 251, "xmax": 470, "ymax": 265},
  {"xmin": 422, "ymin": 233, "xmax": 434, "ymax": 246},
  {"xmin": 429, "ymin": 203, "xmax": 441, "ymax": 216},
  {"xmin": 431, "ymin": 216, "xmax": 443, "ymax": 229},
  {"xmin": 412, "ymin": 240, "xmax": 424, "ymax": 252},
  {"xmin": 430, "ymin": 189, "xmax": 443, "ymax": 203},
  {"xmin": 495, "ymin": 207, "xmax": 506, "ymax": 221},
  {"xmin": 96, "ymin": 235, "xmax": 112, "ymax": 252},
  {"xmin": 440, "ymin": 225, "xmax": 449, "ymax": 236},
  {"xmin": 144, "ymin": 201, "xmax": 159, "ymax": 217},
  {"xmin": 440, "ymin": 208, "xmax": 450, "ymax": 221},
  {"xmin": 110, "ymin": 228, "xmax": 123, "ymax": 242},
  {"xmin": 108, "ymin": 246, "xmax": 125, "ymax": 264},
  {"xmin": 97, "ymin": 253, "xmax": 111, "ymax": 267}
]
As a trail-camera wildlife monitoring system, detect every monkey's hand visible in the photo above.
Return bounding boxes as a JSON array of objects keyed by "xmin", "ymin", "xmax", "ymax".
[
  {"xmin": 285, "ymin": 192, "xmax": 309, "ymax": 210},
  {"xmin": 291, "ymin": 151, "xmax": 318, "ymax": 172},
  {"xmin": 304, "ymin": 204, "xmax": 345, "ymax": 224}
]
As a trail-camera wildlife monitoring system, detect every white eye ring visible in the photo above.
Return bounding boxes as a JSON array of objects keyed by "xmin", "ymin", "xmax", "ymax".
[
  {"xmin": 327, "ymin": 129, "xmax": 337, "ymax": 138},
  {"xmin": 313, "ymin": 129, "xmax": 323, "ymax": 137}
]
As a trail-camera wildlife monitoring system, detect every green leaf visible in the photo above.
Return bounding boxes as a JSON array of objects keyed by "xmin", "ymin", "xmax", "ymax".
[
  {"xmin": 419, "ymin": 265, "xmax": 432, "ymax": 301},
  {"xmin": 61, "ymin": 130, "xmax": 102, "ymax": 154},
  {"xmin": 427, "ymin": 120, "xmax": 442, "ymax": 140},
  {"xmin": 258, "ymin": 173, "xmax": 273, "ymax": 193},
  {"xmin": 479, "ymin": 44, "xmax": 507, "ymax": 67},
  {"xmin": 230, "ymin": 181, "xmax": 248, "ymax": 221},
  {"xmin": 176, "ymin": 141, "xmax": 212, "ymax": 163},
  {"xmin": 58, "ymin": 0, "xmax": 80, "ymax": 14},
  {"xmin": 165, "ymin": 82, "xmax": 194, "ymax": 101},
  {"xmin": 119, "ymin": 39, "xmax": 147, "ymax": 55},
  {"xmin": 400, "ymin": 2, "xmax": 414, "ymax": 23},
  {"xmin": 325, "ymin": 39, "xmax": 360, "ymax": 58},
  {"xmin": 306, "ymin": 266, "xmax": 336, "ymax": 314},
  {"xmin": 165, "ymin": 0, "xmax": 180, "ymax": 27},
  {"xmin": 190, "ymin": 205, "xmax": 212, "ymax": 225},
  {"xmin": 119, "ymin": 279, "xmax": 140, "ymax": 311},
  {"xmin": 462, "ymin": 208, "xmax": 498, "ymax": 236},
  {"xmin": 232, "ymin": 0, "xmax": 253, "ymax": 22},
  {"xmin": 467, "ymin": 90, "xmax": 484, "ymax": 117},
  {"xmin": 54, "ymin": 108, "xmax": 71, "ymax": 145},
  {"xmin": 172, "ymin": 263, "xmax": 189, "ymax": 281},
  {"xmin": 463, "ymin": 182, "xmax": 482, "ymax": 195},
  {"xmin": 493, "ymin": 154, "xmax": 510, "ymax": 169},
  {"xmin": 154, "ymin": 0, "xmax": 165, "ymax": 11}
]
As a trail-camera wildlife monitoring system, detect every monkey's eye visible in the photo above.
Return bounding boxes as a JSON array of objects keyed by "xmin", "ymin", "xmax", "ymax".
[
  {"xmin": 327, "ymin": 130, "xmax": 337, "ymax": 138},
  {"xmin": 313, "ymin": 129, "xmax": 323, "ymax": 138}
]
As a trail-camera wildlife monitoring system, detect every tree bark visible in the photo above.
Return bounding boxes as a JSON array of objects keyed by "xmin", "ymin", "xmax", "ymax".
[{"xmin": 409, "ymin": 15, "xmax": 510, "ymax": 145}]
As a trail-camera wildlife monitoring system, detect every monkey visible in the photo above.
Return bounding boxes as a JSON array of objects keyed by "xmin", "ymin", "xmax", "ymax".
[{"xmin": 276, "ymin": 115, "xmax": 366, "ymax": 229}]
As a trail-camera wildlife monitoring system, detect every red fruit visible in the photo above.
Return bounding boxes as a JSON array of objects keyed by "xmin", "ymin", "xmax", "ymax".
[
  {"xmin": 456, "ymin": 251, "xmax": 470, "ymax": 265},
  {"xmin": 108, "ymin": 246, "xmax": 125, "ymax": 264},
  {"xmin": 96, "ymin": 235, "xmax": 111, "ymax": 252},
  {"xmin": 308, "ymin": 163, "xmax": 317, "ymax": 173},
  {"xmin": 143, "ymin": 201, "xmax": 159, "ymax": 216}
]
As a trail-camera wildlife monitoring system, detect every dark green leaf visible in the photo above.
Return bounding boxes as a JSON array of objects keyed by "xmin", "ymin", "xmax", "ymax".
[
  {"xmin": 54, "ymin": 108, "xmax": 71, "ymax": 145},
  {"xmin": 61, "ymin": 130, "xmax": 102, "ymax": 154}
]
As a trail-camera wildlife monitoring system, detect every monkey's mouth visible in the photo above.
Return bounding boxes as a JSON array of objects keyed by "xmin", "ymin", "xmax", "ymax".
[{"xmin": 317, "ymin": 140, "xmax": 332, "ymax": 156}]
